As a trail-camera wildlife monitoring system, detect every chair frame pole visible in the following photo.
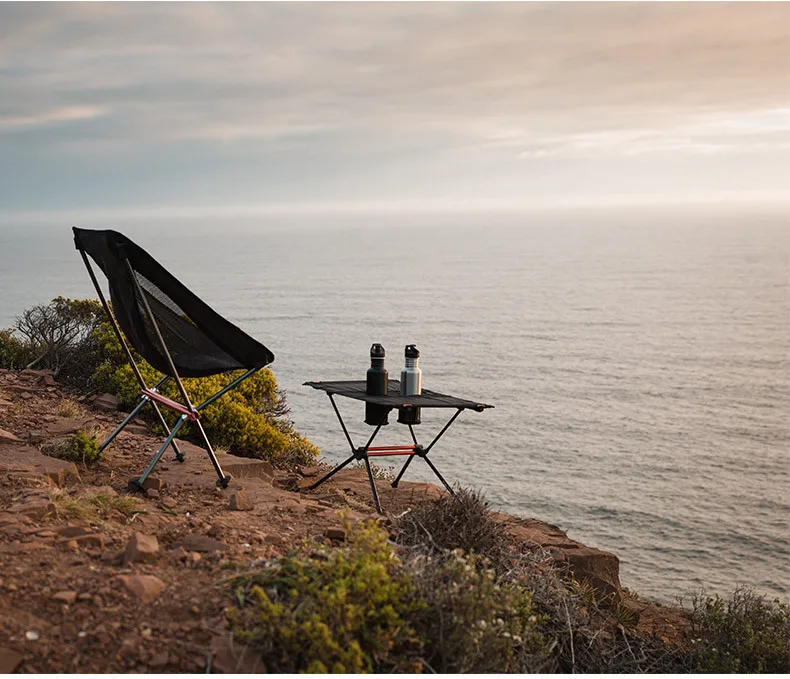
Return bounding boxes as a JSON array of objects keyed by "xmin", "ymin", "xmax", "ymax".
[
  {"xmin": 78, "ymin": 249, "xmax": 261, "ymax": 490},
  {"xmin": 123, "ymin": 257, "xmax": 232, "ymax": 488},
  {"xmin": 79, "ymin": 251, "xmax": 186, "ymax": 461}
]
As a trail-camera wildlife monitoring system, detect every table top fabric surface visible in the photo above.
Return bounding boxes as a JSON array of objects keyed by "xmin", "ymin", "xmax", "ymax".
[{"xmin": 303, "ymin": 379, "xmax": 493, "ymax": 411}]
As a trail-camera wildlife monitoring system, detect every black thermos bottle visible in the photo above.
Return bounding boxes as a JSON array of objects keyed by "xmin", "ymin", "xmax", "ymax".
[{"xmin": 365, "ymin": 343, "xmax": 389, "ymax": 426}]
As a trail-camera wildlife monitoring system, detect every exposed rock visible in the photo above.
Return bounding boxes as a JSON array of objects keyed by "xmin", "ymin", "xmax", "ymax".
[
  {"xmin": 299, "ymin": 465, "xmax": 322, "ymax": 478},
  {"xmin": 179, "ymin": 534, "xmax": 227, "ymax": 553},
  {"xmin": 27, "ymin": 430, "xmax": 46, "ymax": 445},
  {"xmin": 117, "ymin": 575, "xmax": 165, "ymax": 603},
  {"xmin": 0, "ymin": 444, "xmax": 80, "ymax": 485},
  {"xmin": 228, "ymin": 490, "xmax": 254, "ymax": 512},
  {"xmin": 57, "ymin": 533, "xmax": 105, "ymax": 549},
  {"xmin": 52, "ymin": 591, "xmax": 78, "ymax": 605},
  {"xmin": 125, "ymin": 423, "xmax": 149, "ymax": 436},
  {"xmin": 263, "ymin": 534, "xmax": 285, "ymax": 548},
  {"xmin": 123, "ymin": 533, "xmax": 160, "ymax": 565},
  {"xmin": 325, "ymin": 528, "xmax": 346, "ymax": 541},
  {"xmin": 92, "ymin": 393, "xmax": 121, "ymax": 412},
  {"xmin": 0, "ymin": 512, "xmax": 27, "ymax": 527},
  {"xmin": 57, "ymin": 524, "xmax": 92, "ymax": 539},
  {"xmin": 141, "ymin": 476, "xmax": 164, "ymax": 492},
  {"xmin": 161, "ymin": 496, "xmax": 177, "ymax": 510},
  {"xmin": 43, "ymin": 418, "xmax": 88, "ymax": 437},
  {"xmin": 558, "ymin": 546, "xmax": 622, "ymax": 598},
  {"xmin": 499, "ymin": 514, "xmax": 622, "ymax": 599},
  {"xmin": 150, "ymin": 651, "xmax": 169, "ymax": 669},
  {"xmin": 0, "ymin": 427, "xmax": 21, "ymax": 444},
  {"xmin": 0, "ymin": 646, "xmax": 24, "ymax": 673},
  {"xmin": 38, "ymin": 374, "xmax": 57, "ymax": 388},
  {"xmin": 12, "ymin": 502, "xmax": 57, "ymax": 521},
  {"xmin": 210, "ymin": 635, "xmax": 266, "ymax": 674}
]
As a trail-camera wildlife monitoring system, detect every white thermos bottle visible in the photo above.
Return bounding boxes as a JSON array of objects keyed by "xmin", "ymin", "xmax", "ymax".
[{"xmin": 398, "ymin": 344, "xmax": 422, "ymax": 424}]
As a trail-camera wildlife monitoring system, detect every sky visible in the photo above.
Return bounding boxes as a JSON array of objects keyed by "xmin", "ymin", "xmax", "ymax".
[{"xmin": 1, "ymin": 2, "xmax": 789, "ymax": 220}]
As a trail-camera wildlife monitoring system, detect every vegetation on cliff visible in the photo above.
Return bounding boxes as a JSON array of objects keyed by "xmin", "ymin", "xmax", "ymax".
[
  {"xmin": 228, "ymin": 489, "xmax": 789, "ymax": 673},
  {"xmin": 0, "ymin": 297, "xmax": 317, "ymax": 467},
  {"xmin": 2, "ymin": 299, "xmax": 787, "ymax": 673}
]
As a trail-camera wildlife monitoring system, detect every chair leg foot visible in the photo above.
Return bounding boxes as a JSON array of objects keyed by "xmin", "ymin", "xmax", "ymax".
[
  {"xmin": 174, "ymin": 453, "xmax": 185, "ymax": 463},
  {"xmin": 127, "ymin": 479, "xmax": 146, "ymax": 494},
  {"xmin": 216, "ymin": 474, "xmax": 232, "ymax": 489}
]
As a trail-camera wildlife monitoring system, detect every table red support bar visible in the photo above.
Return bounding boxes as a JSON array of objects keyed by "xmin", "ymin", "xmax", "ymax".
[
  {"xmin": 368, "ymin": 445, "xmax": 416, "ymax": 452},
  {"xmin": 367, "ymin": 450, "xmax": 415, "ymax": 457}
]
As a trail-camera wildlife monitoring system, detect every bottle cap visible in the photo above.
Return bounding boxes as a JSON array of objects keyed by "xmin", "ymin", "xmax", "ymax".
[
  {"xmin": 370, "ymin": 343, "xmax": 385, "ymax": 358},
  {"xmin": 405, "ymin": 344, "xmax": 420, "ymax": 358}
]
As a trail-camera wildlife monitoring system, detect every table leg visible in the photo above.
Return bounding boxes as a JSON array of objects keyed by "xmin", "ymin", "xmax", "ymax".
[
  {"xmin": 392, "ymin": 408, "xmax": 463, "ymax": 493},
  {"xmin": 363, "ymin": 457, "xmax": 382, "ymax": 514},
  {"xmin": 309, "ymin": 398, "xmax": 390, "ymax": 514},
  {"xmin": 422, "ymin": 455, "xmax": 455, "ymax": 496},
  {"xmin": 307, "ymin": 453, "xmax": 356, "ymax": 490}
]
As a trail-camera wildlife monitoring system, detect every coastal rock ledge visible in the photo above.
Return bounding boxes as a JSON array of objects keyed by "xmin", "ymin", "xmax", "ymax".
[{"xmin": 0, "ymin": 367, "xmax": 632, "ymax": 672}]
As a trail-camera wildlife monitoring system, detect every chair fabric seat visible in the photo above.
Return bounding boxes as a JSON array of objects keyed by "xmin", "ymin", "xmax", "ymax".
[{"xmin": 73, "ymin": 227, "xmax": 274, "ymax": 377}]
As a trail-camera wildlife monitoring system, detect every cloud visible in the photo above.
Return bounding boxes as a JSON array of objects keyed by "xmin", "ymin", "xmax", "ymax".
[
  {"xmin": 0, "ymin": 3, "xmax": 789, "ymax": 210},
  {"xmin": 0, "ymin": 105, "xmax": 106, "ymax": 131},
  {"xmin": 2, "ymin": 3, "xmax": 789, "ymax": 142}
]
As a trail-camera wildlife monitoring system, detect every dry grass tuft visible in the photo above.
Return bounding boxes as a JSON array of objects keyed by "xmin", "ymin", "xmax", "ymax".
[
  {"xmin": 50, "ymin": 489, "xmax": 143, "ymax": 521},
  {"xmin": 393, "ymin": 486, "xmax": 509, "ymax": 566},
  {"xmin": 55, "ymin": 399, "xmax": 81, "ymax": 418}
]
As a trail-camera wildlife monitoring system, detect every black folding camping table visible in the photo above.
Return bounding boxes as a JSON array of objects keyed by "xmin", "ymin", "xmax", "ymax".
[{"xmin": 303, "ymin": 379, "xmax": 493, "ymax": 513}]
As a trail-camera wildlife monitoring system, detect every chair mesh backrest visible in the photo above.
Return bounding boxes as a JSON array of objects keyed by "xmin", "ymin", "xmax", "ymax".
[{"xmin": 74, "ymin": 227, "xmax": 274, "ymax": 378}]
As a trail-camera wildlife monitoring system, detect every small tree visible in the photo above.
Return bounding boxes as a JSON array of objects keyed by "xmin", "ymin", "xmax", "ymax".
[{"xmin": 10, "ymin": 297, "xmax": 104, "ymax": 383}]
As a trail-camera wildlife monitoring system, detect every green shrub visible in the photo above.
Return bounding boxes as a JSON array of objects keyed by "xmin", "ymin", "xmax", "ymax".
[
  {"xmin": 229, "ymin": 521, "xmax": 424, "ymax": 673},
  {"xmin": 58, "ymin": 429, "xmax": 102, "ymax": 465},
  {"xmin": 92, "ymin": 319, "xmax": 318, "ymax": 468},
  {"xmin": 686, "ymin": 587, "xmax": 790, "ymax": 673},
  {"xmin": 408, "ymin": 550, "xmax": 551, "ymax": 673},
  {"xmin": 229, "ymin": 520, "xmax": 553, "ymax": 674},
  {"xmin": 0, "ymin": 328, "xmax": 37, "ymax": 370}
]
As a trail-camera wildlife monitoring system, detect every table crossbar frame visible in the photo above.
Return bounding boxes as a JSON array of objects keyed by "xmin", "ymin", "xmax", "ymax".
[{"xmin": 308, "ymin": 393, "xmax": 460, "ymax": 513}]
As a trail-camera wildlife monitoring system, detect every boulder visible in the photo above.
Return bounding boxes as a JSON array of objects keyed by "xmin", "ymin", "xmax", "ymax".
[
  {"xmin": 179, "ymin": 534, "xmax": 227, "ymax": 553},
  {"xmin": 125, "ymin": 423, "xmax": 149, "ymax": 436},
  {"xmin": 0, "ymin": 647, "xmax": 23, "ymax": 674},
  {"xmin": 38, "ymin": 374, "xmax": 57, "ymax": 388},
  {"xmin": 57, "ymin": 524, "xmax": 93, "ymax": 539},
  {"xmin": 12, "ymin": 502, "xmax": 57, "ymax": 521},
  {"xmin": 0, "ymin": 427, "xmax": 21, "ymax": 444},
  {"xmin": 118, "ymin": 575, "xmax": 166, "ymax": 603},
  {"xmin": 228, "ymin": 490, "xmax": 254, "ymax": 512},
  {"xmin": 52, "ymin": 591, "xmax": 78, "ymax": 605},
  {"xmin": 92, "ymin": 393, "xmax": 120, "ymax": 413},
  {"xmin": 140, "ymin": 476, "xmax": 164, "ymax": 492},
  {"xmin": 325, "ymin": 528, "xmax": 346, "ymax": 541},
  {"xmin": 123, "ymin": 533, "xmax": 160, "ymax": 565}
]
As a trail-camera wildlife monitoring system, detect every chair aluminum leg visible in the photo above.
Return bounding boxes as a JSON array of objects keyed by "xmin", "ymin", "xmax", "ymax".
[
  {"xmin": 193, "ymin": 418, "xmax": 231, "ymax": 488},
  {"xmin": 131, "ymin": 414, "xmax": 188, "ymax": 491},
  {"xmin": 99, "ymin": 395, "xmax": 149, "ymax": 453}
]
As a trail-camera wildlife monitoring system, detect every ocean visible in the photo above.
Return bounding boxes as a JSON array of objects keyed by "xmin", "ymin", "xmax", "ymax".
[{"xmin": 1, "ymin": 205, "xmax": 787, "ymax": 603}]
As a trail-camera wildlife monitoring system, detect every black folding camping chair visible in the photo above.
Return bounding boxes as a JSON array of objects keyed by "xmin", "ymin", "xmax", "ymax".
[{"xmin": 73, "ymin": 227, "xmax": 275, "ymax": 491}]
